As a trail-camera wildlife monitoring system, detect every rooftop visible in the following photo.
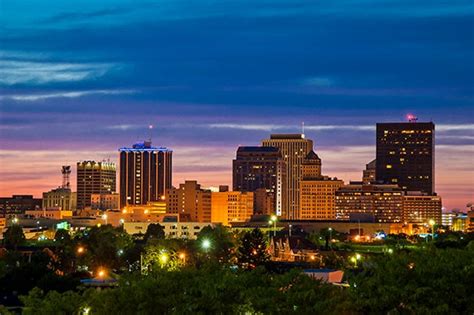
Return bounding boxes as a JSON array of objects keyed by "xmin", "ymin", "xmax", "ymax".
[{"xmin": 119, "ymin": 140, "xmax": 172, "ymax": 152}]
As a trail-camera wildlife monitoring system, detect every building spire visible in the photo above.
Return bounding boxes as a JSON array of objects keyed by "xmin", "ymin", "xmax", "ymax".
[{"xmin": 301, "ymin": 121, "xmax": 305, "ymax": 137}]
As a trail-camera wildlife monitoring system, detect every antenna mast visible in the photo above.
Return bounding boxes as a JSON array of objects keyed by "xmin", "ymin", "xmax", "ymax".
[{"xmin": 61, "ymin": 166, "xmax": 71, "ymax": 189}]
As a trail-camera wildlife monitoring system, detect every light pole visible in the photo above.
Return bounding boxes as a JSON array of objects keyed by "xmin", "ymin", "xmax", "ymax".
[
  {"xmin": 270, "ymin": 215, "xmax": 277, "ymax": 237},
  {"xmin": 102, "ymin": 213, "xmax": 108, "ymax": 225},
  {"xmin": 428, "ymin": 219, "xmax": 435, "ymax": 242},
  {"xmin": 328, "ymin": 227, "xmax": 333, "ymax": 249}
]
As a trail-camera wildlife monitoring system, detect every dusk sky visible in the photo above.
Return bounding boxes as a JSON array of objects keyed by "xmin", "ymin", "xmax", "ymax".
[{"xmin": 1, "ymin": 0, "xmax": 473, "ymax": 210}]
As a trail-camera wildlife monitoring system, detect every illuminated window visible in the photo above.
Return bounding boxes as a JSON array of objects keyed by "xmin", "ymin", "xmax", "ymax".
[{"xmin": 386, "ymin": 165, "xmax": 392, "ymax": 169}]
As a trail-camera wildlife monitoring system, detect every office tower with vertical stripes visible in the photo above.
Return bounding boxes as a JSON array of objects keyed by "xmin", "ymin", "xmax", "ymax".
[
  {"xmin": 262, "ymin": 134, "xmax": 313, "ymax": 220},
  {"xmin": 119, "ymin": 140, "xmax": 172, "ymax": 209}
]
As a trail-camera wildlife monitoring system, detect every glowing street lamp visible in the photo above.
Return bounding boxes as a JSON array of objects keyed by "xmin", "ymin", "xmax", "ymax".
[
  {"xmin": 201, "ymin": 239, "xmax": 211, "ymax": 251},
  {"xmin": 12, "ymin": 217, "xmax": 19, "ymax": 224},
  {"xmin": 328, "ymin": 227, "xmax": 333, "ymax": 249},
  {"xmin": 101, "ymin": 213, "xmax": 108, "ymax": 225},
  {"xmin": 178, "ymin": 252, "xmax": 186, "ymax": 264},
  {"xmin": 77, "ymin": 246, "xmax": 85, "ymax": 255},
  {"xmin": 351, "ymin": 253, "xmax": 362, "ymax": 267},
  {"xmin": 269, "ymin": 215, "xmax": 277, "ymax": 237},
  {"xmin": 159, "ymin": 252, "xmax": 169, "ymax": 265},
  {"xmin": 97, "ymin": 268, "xmax": 106, "ymax": 279}
]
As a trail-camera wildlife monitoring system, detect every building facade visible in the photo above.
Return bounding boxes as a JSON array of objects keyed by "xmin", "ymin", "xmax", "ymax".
[
  {"xmin": 376, "ymin": 121, "xmax": 435, "ymax": 194},
  {"xmin": 211, "ymin": 191, "xmax": 254, "ymax": 226},
  {"xmin": 42, "ymin": 188, "xmax": 77, "ymax": 211},
  {"xmin": 262, "ymin": 134, "xmax": 314, "ymax": 219},
  {"xmin": 77, "ymin": 161, "xmax": 116, "ymax": 210},
  {"xmin": 299, "ymin": 150, "xmax": 343, "ymax": 220},
  {"xmin": 119, "ymin": 141, "xmax": 172, "ymax": 209},
  {"xmin": 232, "ymin": 146, "xmax": 285, "ymax": 215},
  {"xmin": 403, "ymin": 192, "xmax": 442, "ymax": 224},
  {"xmin": 0, "ymin": 195, "xmax": 42, "ymax": 216},
  {"xmin": 362, "ymin": 159, "xmax": 376, "ymax": 184},
  {"xmin": 335, "ymin": 182, "xmax": 404, "ymax": 223},
  {"xmin": 91, "ymin": 193, "xmax": 120, "ymax": 210},
  {"xmin": 166, "ymin": 180, "xmax": 212, "ymax": 222}
]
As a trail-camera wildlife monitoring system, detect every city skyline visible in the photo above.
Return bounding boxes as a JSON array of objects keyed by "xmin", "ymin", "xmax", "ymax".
[{"xmin": 1, "ymin": 0, "xmax": 473, "ymax": 210}]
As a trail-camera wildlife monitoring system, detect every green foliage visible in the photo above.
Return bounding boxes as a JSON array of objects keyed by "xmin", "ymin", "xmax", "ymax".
[
  {"xmin": 54, "ymin": 229, "xmax": 71, "ymax": 244},
  {"xmin": 21, "ymin": 287, "xmax": 87, "ymax": 315},
  {"xmin": 2, "ymin": 225, "xmax": 25, "ymax": 250},
  {"xmin": 237, "ymin": 228, "xmax": 269, "ymax": 269},
  {"xmin": 348, "ymin": 247, "xmax": 474, "ymax": 314},
  {"xmin": 143, "ymin": 223, "xmax": 165, "ymax": 242},
  {"xmin": 196, "ymin": 225, "xmax": 235, "ymax": 263}
]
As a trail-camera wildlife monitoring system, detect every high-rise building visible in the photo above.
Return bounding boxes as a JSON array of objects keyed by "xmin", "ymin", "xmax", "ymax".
[
  {"xmin": 166, "ymin": 180, "xmax": 211, "ymax": 222},
  {"xmin": 335, "ymin": 182, "xmax": 404, "ymax": 223},
  {"xmin": 376, "ymin": 121, "xmax": 435, "ymax": 194},
  {"xmin": 403, "ymin": 192, "xmax": 442, "ymax": 224},
  {"xmin": 262, "ymin": 134, "xmax": 314, "ymax": 219},
  {"xmin": 0, "ymin": 195, "xmax": 42, "ymax": 216},
  {"xmin": 232, "ymin": 146, "xmax": 285, "ymax": 215},
  {"xmin": 77, "ymin": 161, "xmax": 116, "ymax": 210},
  {"xmin": 362, "ymin": 159, "xmax": 376, "ymax": 184},
  {"xmin": 211, "ymin": 190, "xmax": 254, "ymax": 226},
  {"xmin": 119, "ymin": 141, "xmax": 172, "ymax": 209},
  {"xmin": 299, "ymin": 150, "xmax": 344, "ymax": 220}
]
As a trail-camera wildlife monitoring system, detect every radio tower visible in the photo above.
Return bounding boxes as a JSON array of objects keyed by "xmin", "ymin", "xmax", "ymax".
[{"xmin": 61, "ymin": 166, "xmax": 71, "ymax": 189}]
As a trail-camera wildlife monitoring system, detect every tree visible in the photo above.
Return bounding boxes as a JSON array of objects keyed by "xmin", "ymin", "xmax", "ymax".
[
  {"xmin": 237, "ymin": 228, "xmax": 269, "ymax": 269},
  {"xmin": 54, "ymin": 229, "xmax": 71, "ymax": 244},
  {"xmin": 143, "ymin": 223, "xmax": 165, "ymax": 242},
  {"xmin": 3, "ymin": 224, "xmax": 25, "ymax": 250},
  {"xmin": 196, "ymin": 225, "xmax": 235, "ymax": 263}
]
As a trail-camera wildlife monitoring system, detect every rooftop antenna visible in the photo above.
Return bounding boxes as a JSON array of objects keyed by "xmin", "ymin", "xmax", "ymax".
[
  {"xmin": 301, "ymin": 121, "xmax": 305, "ymax": 137},
  {"xmin": 148, "ymin": 124, "xmax": 153, "ymax": 142},
  {"xmin": 61, "ymin": 166, "xmax": 71, "ymax": 189},
  {"xmin": 407, "ymin": 114, "xmax": 418, "ymax": 123}
]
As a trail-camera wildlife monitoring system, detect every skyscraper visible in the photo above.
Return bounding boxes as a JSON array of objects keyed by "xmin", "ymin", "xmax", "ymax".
[
  {"xmin": 376, "ymin": 121, "xmax": 435, "ymax": 194},
  {"xmin": 262, "ymin": 134, "xmax": 314, "ymax": 219},
  {"xmin": 232, "ymin": 146, "xmax": 285, "ymax": 215},
  {"xmin": 76, "ymin": 161, "xmax": 116, "ymax": 210},
  {"xmin": 119, "ymin": 141, "xmax": 172, "ymax": 209}
]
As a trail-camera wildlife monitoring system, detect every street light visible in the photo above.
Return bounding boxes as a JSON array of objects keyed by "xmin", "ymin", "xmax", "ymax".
[
  {"xmin": 202, "ymin": 239, "xmax": 211, "ymax": 251},
  {"xmin": 351, "ymin": 253, "xmax": 362, "ymax": 267},
  {"xmin": 428, "ymin": 219, "xmax": 436, "ymax": 241},
  {"xmin": 328, "ymin": 227, "xmax": 333, "ymax": 249},
  {"xmin": 159, "ymin": 252, "xmax": 169, "ymax": 265},
  {"xmin": 12, "ymin": 217, "xmax": 19, "ymax": 224},
  {"xmin": 102, "ymin": 213, "xmax": 108, "ymax": 225},
  {"xmin": 77, "ymin": 246, "xmax": 85, "ymax": 255},
  {"xmin": 97, "ymin": 268, "xmax": 106, "ymax": 279},
  {"xmin": 178, "ymin": 252, "xmax": 186, "ymax": 265},
  {"xmin": 269, "ymin": 215, "xmax": 277, "ymax": 237}
]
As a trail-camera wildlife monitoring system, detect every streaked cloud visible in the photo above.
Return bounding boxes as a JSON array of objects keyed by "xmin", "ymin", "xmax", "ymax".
[
  {"xmin": 0, "ymin": 89, "xmax": 137, "ymax": 102},
  {"xmin": 0, "ymin": 58, "xmax": 117, "ymax": 85}
]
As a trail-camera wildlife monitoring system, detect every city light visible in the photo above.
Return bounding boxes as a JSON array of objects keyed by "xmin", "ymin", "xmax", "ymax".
[
  {"xmin": 77, "ymin": 246, "xmax": 85, "ymax": 254},
  {"xmin": 97, "ymin": 268, "xmax": 106, "ymax": 278},
  {"xmin": 159, "ymin": 253, "xmax": 169, "ymax": 264},
  {"xmin": 202, "ymin": 239, "xmax": 211, "ymax": 250}
]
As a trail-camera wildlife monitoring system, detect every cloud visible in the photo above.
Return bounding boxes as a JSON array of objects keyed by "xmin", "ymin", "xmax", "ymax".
[
  {"xmin": 301, "ymin": 77, "xmax": 334, "ymax": 87},
  {"xmin": 0, "ymin": 58, "xmax": 117, "ymax": 85},
  {"xmin": 0, "ymin": 89, "xmax": 137, "ymax": 102}
]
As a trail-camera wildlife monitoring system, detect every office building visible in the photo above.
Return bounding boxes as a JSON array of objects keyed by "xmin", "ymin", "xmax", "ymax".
[
  {"xmin": 403, "ymin": 192, "xmax": 442, "ymax": 224},
  {"xmin": 376, "ymin": 121, "xmax": 435, "ymax": 194},
  {"xmin": 91, "ymin": 193, "xmax": 120, "ymax": 210},
  {"xmin": 166, "ymin": 180, "xmax": 211, "ymax": 222},
  {"xmin": 299, "ymin": 150, "xmax": 343, "ymax": 220},
  {"xmin": 77, "ymin": 161, "xmax": 116, "ymax": 210},
  {"xmin": 262, "ymin": 134, "xmax": 314, "ymax": 219},
  {"xmin": 119, "ymin": 141, "xmax": 172, "ymax": 209},
  {"xmin": 233, "ymin": 146, "xmax": 285, "ymax": 215},
  {"xmin": 42, "ymin": 188, "xmax": 77, "ymax": 211},
  {"xmin": 0, "ymin": 195, "xmax": 42, "ymax": 216},
  {"xmin": 335, "ymin": 182, "xmax": 404, "ymax": 223},
  {"xmin": 362, "ymin": 159, "xmax": 376, "ymax": 184},
  {"xmin": 211, "ymin": 190, "xmax": 254, "ymax": 226}
]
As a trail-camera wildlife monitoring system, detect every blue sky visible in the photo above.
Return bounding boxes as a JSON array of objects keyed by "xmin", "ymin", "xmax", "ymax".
[{"xmin": 0, "ymin": 0, "xmax": 473, "ymax": 209}]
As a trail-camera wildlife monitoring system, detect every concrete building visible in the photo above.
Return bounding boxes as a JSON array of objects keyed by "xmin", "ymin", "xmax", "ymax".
[
  {"xmin": 262, "ymin": 134, "xmax": 314, "ymax": 219},
  {"xmin": 42, "ymin": 188, "xmax": 77, "ymax": 211},
  {"xmin": 123, "ymin": 221, "xmax": 214, "ymax": 239},
  {"xmin": 77, "ymin": 161, "xmax": 116, "ymax": 210},
  {"xmin": 335, "ymin": 182, "xmax": 404, "ymax": 223},
  {"xmin": 233, "ymin": 146, "xmax": 285, "ymax": 215},
  {"xmin": 211, "ymin": 190, "xmax": 254, "ymax": 226},
  {"xmin": 0, "ymin": 195, "xmax": 42, "ymax": 216},
  {"xmin": 91, "ymin": 193, "xmax": 120, "ymax": 210},
  {"xmin": 166, "ymin": 180, "xmax": 212, "ymax": 222},
  {"xmin": 362, "ymin": 159, "xmax": 376, "ymax": 184},
  {"xmin": 403, "ymin": 192, "xmax": 442, "ymax": 224},
  {"xmin": 119, "ymin": 141, "xmax": 172, "ymax": 209},
  {"xmin": 254, "ymin": 188, "xmax": 275, "ymax": 215},
  {"xmin": 25, "ymin": 208, "xmax": 73, "ymax": 219},
  {"xmin": 105, "ymin": 201, "xmax": 168, "ymax": 226},
  {"xmin": 299, "ymin": 150, "xmax": 344, "ymax": 220},
  {"xmin": 376, "ymin": 120, "xmax": 435, "ymax": 194}
]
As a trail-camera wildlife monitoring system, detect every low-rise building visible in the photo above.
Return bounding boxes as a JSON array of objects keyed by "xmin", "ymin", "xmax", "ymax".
[
  {"xmin": 0, "ymin": 195, "xmax": 42, "ymax": 216},
  {"xmin": 25, "ymin": 208, "xmax": 73, "ymax": 219},
  {"xmin": 91, "ymin": 193, "xmax": 120, "ymax": 210},
  {"xmin": 166, "ymin": 181, "xmax": 212, "ymax": 222},
  {"xmin": 211, "ymin": 191, "xmax": 254, "ymax": 226},
  {"xmin": 403, "ymin": 192, "xmax": 442, "ymax": 224},
  {"xmin": 42, "ymin": 188, "xmax": 77, "ymax": 211},
  {"xmin": 123, "ymin": 221, "xmax": 214, "ymax": 239}
]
